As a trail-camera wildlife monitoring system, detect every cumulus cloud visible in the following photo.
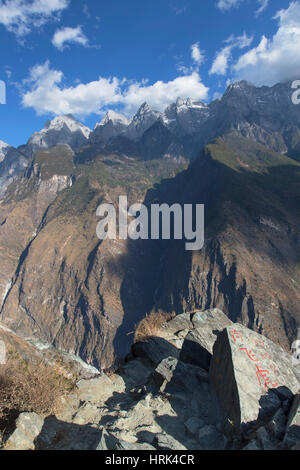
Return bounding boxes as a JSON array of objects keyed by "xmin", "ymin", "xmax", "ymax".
[
  {"xmin": 209, "ymin": 32, "xmax": 253, "ymax": 75},
  {"xmin": 52, "ymin": 26, "xmax": 88, "ymax": 50},
  {"xmin": 21, "ymin": 61, "xmax": 209, "ymax": 117},
  {"xmin": 233, "ymin": 1, "xmax": 300, "ymax": 85},
  {"xmin": 0, "ymin": 0, "xmax": 69, "ymax": 36}
]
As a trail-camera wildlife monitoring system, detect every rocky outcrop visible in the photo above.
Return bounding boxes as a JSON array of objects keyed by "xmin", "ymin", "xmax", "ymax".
[
  {"xmin": 209, "ymin": 324, "xmax": 299, "ymax": 438},
  {"xmin": 2, "ymin": 309, "xmax": 299, "ymax": 451},
  {"xmin": 179, "ymin": 309, "xmax": 232, "ymax": 370}
]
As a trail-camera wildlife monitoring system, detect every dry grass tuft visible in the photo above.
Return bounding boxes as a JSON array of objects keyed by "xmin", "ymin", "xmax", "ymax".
[
  {"xmin": 134, "ymin": 312, "xmax": 174, "ymax": 343},
  {"xmin": 0, "ymin": 355, "xmax": 73, "ymax": 441}
]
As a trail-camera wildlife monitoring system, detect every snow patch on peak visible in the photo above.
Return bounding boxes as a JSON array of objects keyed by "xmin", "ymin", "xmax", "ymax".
[
  {"xmin": 43, "ymin": 115, "xmax": 91, "ymax": 139},
  {"xmin": 175, "ymin": 97, "xmax": 208, "ymax": 109},
  {"xmin": 26, "ymin": 115, "xmax": 91, "ymax": 155},
  {"xmin": 96, "ymin": 110, "xmax": 129, "ymax": 128}
]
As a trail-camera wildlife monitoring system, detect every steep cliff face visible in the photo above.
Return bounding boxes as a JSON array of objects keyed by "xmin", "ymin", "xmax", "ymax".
[
  {"xmin": 146, "ymin": 135, "xmax": 300, "ymax": 351},
  {"xmin": 0, "ymin": 148, "xmax": 185, "ymax": 369}
]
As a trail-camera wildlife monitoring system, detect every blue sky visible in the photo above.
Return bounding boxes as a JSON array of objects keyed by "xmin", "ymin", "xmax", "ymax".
[{"xmin": 0, "ymin": 0, "xmax": 299, "ymax": 147}]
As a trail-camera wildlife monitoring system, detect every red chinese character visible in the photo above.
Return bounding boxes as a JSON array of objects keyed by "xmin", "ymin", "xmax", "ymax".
[
  {"xmin": 255, "ymin": 365, "xmax": 278, "ymax": 392},
  {"xmin": 231, "ymin": 330, "xmax": 244, "ymax": 343},
  {"xmin": 239, "ymin": 347, "xmax": 258, "ymax": 362}
]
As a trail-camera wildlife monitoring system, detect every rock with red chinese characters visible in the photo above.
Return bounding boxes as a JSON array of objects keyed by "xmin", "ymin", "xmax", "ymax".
[{"xmin": 209, "ymin": 324, "xmax": 299, "ymax": 437}]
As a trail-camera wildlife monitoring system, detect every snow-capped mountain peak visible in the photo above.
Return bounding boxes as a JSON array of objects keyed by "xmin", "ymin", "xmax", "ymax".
[
  {"xmin": 43, "ymin": 115, "xmax": 91, "ymax": 139},
  {"xmin": 96, "ymin": 110, "xmax": 130, "ymax": 129},
  {"xmin": 26, "ymin": 115, "xmax": 91, "ymax": 156}
]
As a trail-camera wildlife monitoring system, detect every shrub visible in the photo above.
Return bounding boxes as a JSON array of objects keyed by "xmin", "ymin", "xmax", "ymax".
[
  {"xmin": 134, "ymin": 312, "xmax": 174, "ymax": 343},
  {"xmin": 0, "ymin": 357, "xmax": 73, "ymax": 441}
]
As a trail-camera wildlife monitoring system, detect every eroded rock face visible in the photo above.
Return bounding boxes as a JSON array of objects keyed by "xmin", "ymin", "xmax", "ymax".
[{"xmin": 209, "ymin": 324, "xmax": 299, "ymax": 437}]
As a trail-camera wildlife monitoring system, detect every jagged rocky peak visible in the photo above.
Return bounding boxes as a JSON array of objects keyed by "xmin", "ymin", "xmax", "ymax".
[
  {"xmin": 131, "ymin": 102, "xmax": 162, "ymax": 123},
  {"xmin": 125, "ymin": 102, "xmax": 162, "ymax": 141},
  {"xmin": 90, "ymin": 110, "xmax": 130, "ymax": 145},
  {"xmin": 96, "ymin": 110, "xmax": 130, "ymax": 128},
  {"xmin": 43, "ymin": 114, "xmax": 91, "ymax": 138},
  {"xmin": 25, "ymin": 114, "xmax": 91, "ymax": 157},
  {"xmin": 163, "ymin": 96, "xmax": 210, "ymax": 135},
  {"xmin": 226, "ymin": 80, "xmax": 253, "ymax": 91}
]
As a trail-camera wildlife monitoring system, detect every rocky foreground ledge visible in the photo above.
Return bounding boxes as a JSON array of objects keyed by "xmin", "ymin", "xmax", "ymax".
[{"xmin": 3, "ymin": 309, "xmax": 300, "ymax": 450}]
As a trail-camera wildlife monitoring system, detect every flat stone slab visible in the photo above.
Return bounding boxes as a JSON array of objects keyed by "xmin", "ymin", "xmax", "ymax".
[
  {"xmin": 162, "ymin": 313, "xmax": 194, "ymax": 334},
  {"xmin": 179, "ymin": 309, "xmax": 233, "ymax": 370},
  {"xmin": 209, "ymin": 324, "xmax": 299, "ymax": 437}
]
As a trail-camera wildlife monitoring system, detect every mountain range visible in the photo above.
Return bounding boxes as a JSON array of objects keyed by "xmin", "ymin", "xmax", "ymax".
[{"xmin": 0, "ymin": 80, "xmax": 299, "ymax": 369}]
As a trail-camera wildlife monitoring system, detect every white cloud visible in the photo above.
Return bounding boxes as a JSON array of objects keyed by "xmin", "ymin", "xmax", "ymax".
[
  {"xmin": 210, "ymin": 45, "xmax": 232, "ymax": 76},
  {"xmin": 21, "ymin": 61, "xmax": 209, "ymax": 117},
  {"xmin": 216, "ymin": 0, "xmax": 268, "ymax": 14},
  {"xmin": 233, "ymin": 1, "xmax": 300, "ymax": 85},
  {"xmin": 176, "ymin": 42, "xmax": 205, "ymax": 75},
  {"xmin": 216, "ymin": 0, "xmax": 242, "ymax": 11},
  {"xmin": 209, "ymin": 32, "xmax": 253, "ymax": 75},
  {"xmin": 191, "ymin": 42, "xmax": 205, "ymax": 66},
  {"xmin": 0, "ymin": 0, "xmax": 69, "ymax": 36},
  {"xmin": 52, "ymin": 26, "xmax": 88, "ymax": 50},
  {"xmin": 256, "ymin": 0, "xmax": 269, "ymax": 16}
]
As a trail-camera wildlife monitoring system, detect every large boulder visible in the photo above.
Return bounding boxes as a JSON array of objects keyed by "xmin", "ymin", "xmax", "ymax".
[
  {"xmin": 209, "ymin": 324, "xmax": 299, "ymax": 437},
  {"xmin": 152, "ymin": 356, "xmax": 208, "ymax": 391},
  {"xmin": 4, "ymin": 413, "xmax": 44, "ymax": 450},
  {"xmin": 179, "ymin": 309, "xmax": 232, "ymax": 370}
]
